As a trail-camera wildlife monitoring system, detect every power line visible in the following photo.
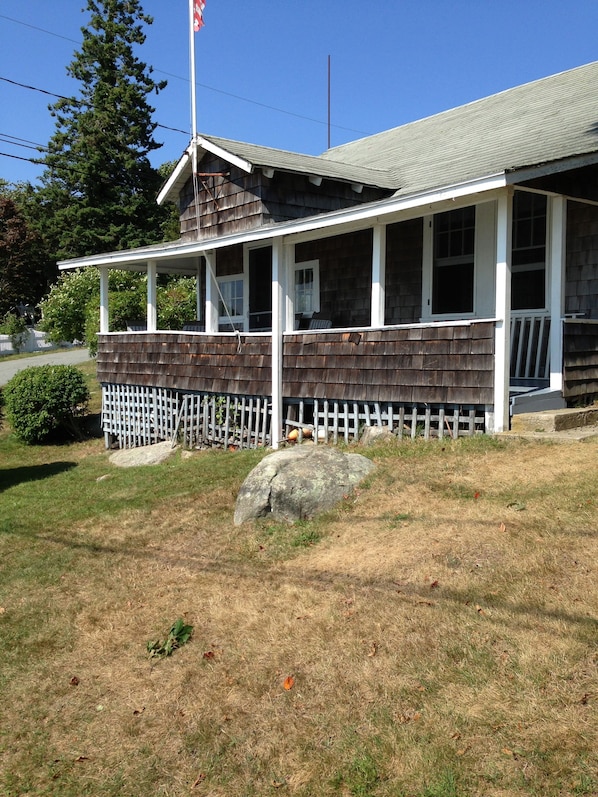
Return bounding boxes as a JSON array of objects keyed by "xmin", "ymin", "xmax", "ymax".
[{"xmin": 0, "ymin": 12, "xmax": 367, "ymax": 138}]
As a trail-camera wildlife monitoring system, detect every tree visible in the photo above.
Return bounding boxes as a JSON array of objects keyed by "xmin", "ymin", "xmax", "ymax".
[
  {"xmin": 38, "ymin": 0, "xmax": 173, "ymax": 261},
  {"xmin": 0, "ymin": 196, "xmax": 48, "ymax": 317}
]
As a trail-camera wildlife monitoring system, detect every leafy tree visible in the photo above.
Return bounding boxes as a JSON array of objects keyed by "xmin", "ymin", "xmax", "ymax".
[
  {"xmin": 38, "ymin": 0, "xmax": 174, "ymax": 261},
  {"xmin": 0, "ymin": 196, "xmax": 49, "ymax": 317}
]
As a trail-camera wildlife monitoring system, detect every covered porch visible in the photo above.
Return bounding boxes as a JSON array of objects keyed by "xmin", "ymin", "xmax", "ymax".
[{"xmin": 64, "ymin": 183, "xmax": 598, "ymax": 449}]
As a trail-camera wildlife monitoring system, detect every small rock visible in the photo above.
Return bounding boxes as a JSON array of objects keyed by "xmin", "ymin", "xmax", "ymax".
[{"xmin": 109, "ymin": 441, "xmax": 177, "ymax": 468}]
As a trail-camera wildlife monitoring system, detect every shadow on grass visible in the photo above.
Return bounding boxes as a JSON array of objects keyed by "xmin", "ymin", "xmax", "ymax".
[{"xmin": 0, "ymin": 461, "xmax": 77, "ymax": 492}]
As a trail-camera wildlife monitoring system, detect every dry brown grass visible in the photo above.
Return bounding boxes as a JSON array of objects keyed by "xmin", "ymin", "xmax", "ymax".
[{"xmin": 1, "ymin": 434, "xmax": 597, "ymax": 796}]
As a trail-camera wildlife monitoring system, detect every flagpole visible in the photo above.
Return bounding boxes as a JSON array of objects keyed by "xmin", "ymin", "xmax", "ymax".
[{"xmin": 189, "ymin": 0, "xmax": 198, "ymax": 141}]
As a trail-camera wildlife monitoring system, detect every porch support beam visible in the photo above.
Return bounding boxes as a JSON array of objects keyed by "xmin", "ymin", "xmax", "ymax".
[
  {"xmin": 493, "ymin": 189, "xmax": 513, "ymax": 433},
  {"xmin": 271, "ymin": 238, "xmax": 285, "ymax": 449},
  {"xmin": 99, "ymin": 266, "xmax": 109, "ymax": 334},
  {"xmin": 548, "ymin": 196, "xmax": 566, "ymax": 391},
  {"xmin": 204, "ymin": 250, "xmax": 218, "ymax": 333},
  {"xmin": 147, "ymin": 260, "xmax": 157, "ymax": 332},
  {"xmin": 371, "ymin": 223, "xmax": 386, "ymax": 327}
]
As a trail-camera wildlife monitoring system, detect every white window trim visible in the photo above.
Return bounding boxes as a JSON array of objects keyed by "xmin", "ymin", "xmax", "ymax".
[
  {"xmin": 421, "ymin": 212, "xmax": 478, "ymax": 322},
  {"xmin": 292, "ymin": 259, "xmax": 320, "ymax": 323},
  {"xmin": 217, "ymin": 273, "xmax": 246, "ymax": 331}
]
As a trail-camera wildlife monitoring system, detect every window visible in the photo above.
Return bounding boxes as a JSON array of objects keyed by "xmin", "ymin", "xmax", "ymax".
[
  {"xmin": 293, "ymin": 260, "xmax": 320, "ymax": 316},
  {"xmin": 217, "ymin": 277, "xmax": 244, "ymax": 330},
  {"xmin": 511, "ymin": 191, "xmax": 547, "ymax": 311},
  {"xmin": 432, "ymin": 206, "xmax": 475, "ymax": 314}
]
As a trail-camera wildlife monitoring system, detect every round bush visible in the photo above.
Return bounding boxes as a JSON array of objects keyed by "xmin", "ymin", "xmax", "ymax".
[{"xmin": 3, "ymin": 365, "xmax": 90, "ymax": 444}]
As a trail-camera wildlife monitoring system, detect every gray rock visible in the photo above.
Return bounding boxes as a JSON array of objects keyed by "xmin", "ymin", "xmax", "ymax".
[
  {"xmin": 359, "ymin": 425, "xmax": 395, "ymax": 446},
  {"xmin": 234, "ymin": 444, "xmax": 375, "ymax": 525},
  {"xmin": 109, "ymin": 441, "xmax": 177, "ymax": 467}
]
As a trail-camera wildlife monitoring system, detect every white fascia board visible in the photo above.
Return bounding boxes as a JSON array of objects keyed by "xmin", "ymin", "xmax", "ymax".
[
  {"xmin": 59, "ymin": 172, "xmax": 507, "ymax": 272},
  {"xmin": 156, "ymin": 145, "xmax": 193, "ymax": 205},
  {"xmin": 197, "ymin": 135, "xmax": 254, "ymax": 174}
]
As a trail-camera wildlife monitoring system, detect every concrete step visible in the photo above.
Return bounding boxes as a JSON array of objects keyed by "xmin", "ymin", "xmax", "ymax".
[{"xmin": 510, "ymin": 406, "xmax": 598, "ymax": 433}]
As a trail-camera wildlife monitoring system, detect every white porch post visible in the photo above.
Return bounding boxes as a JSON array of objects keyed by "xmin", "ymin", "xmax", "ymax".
[
  {"xmin": 147, "ymin": 260, "xmax": 157, "ymax": 332},
  {"xmin": 284, "ymin": 244, "xmax": 296, "ymax": 332},
  {"xmin": 548, "ymin": 196, "xmax": 566, "ymax": 392},
  {"xmin": 196, "ymin": 258, "xmax": 202, "ymax": 321},
  {"xmin": 371, "ymin": 223, "xmax": 386, "ymax": 327},
  {"xmin": 204, "ymin": 250, "xmax": 218, "ymax": 333},
  {"xmin": 271, "ymin": 238, "xmax": 285, "ymax": 449},
  {"xmin": 493, "ymin": 189, "xmax": 513, "ymax": 433},
  {"xmin": 99, "ymin": 267, "xmax": 109, "ymax": 334}
]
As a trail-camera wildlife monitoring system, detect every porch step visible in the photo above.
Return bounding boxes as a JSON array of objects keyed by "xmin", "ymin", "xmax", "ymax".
[
  {"xmin": 510, "ymin": 406, "xmax": 598, "ymax": 433},
  {"xmin": 510, "ymin": 387, "xmax": 566, "ymax": 415}
]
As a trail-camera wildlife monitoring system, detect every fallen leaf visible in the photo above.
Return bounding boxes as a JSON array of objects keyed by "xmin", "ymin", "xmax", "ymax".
[
  {"xmin": 499, "ymin": 522, "xmax": 506, "ymax": 532},
  {"xmin": 74, "ymin": 756, "xmax": 89, "ymax": 762},
  {"xmin": 474, "ymin": 491, "xmax": 481, "ymax": 500},
  {"xmin": 192, "ymin": 773, "xmax": 206, "ymax": 787},
  {"xmin": 367, "ymin": 642, "xmax": 378, "ymax": 657},
  {"xmin": 507, "ymin": 501, "xmax": 526, "ymax": 511},
  {"xmin": 502, "ymin": 748, "xmax": 513, "ymax": 756},
  {"xmin": 430, "ymin": 580, "xmax": 439, "ymax": 589},
  {"xmin": 69, "ymin": 676, "xmax": 79, "ymax": 686},
  {"xmin": 132, "ymin": 707, "xmax": 145, "ymax": 716},
  {"xmin": 271, "ymin": 780, "xmax": 286, "ymax": 788},
  {"xmin": 476, "ymin": 605, "xmax": 485, "ymax": 615},
  {"xmin": 203, "ymin": 650, "xmax": 215, "ymax": 660},
  {"xmin": 0, "ymin": 607, "xmax": 5, "ymax": 615},
  {"xmin": 283, "ymin": 676, "xmax": 295, "ymax": 691}
]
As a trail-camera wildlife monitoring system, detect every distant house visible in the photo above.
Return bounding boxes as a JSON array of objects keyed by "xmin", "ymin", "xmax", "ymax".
[{"xmin": 60, "ymin": 61, "xmax": 598, "ymax": 449}]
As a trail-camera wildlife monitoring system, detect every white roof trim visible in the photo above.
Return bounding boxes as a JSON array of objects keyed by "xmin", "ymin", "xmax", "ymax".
[
  {"xmin": 157, "ymin": 144, "xmax": 193, "ymax": 205},
  {"xmin": 197, "ymin": 135, "xmax": 253, "ymax": 174},
  {"xmin": 59, "ymin": 172, "xmax": 507, "ymax": 271}
]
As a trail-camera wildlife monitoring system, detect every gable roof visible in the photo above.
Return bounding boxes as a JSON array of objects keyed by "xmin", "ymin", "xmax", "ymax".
[
  {"xmin": 322, "ymin": 60, "xmax": 598, "ymax": 196},
  {"xmin": 157, "ymin": 133, "xmax": 397, "ymax": 205}
]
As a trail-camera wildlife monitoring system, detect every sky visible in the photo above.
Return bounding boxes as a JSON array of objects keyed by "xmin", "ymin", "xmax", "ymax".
[{"xmin": 1, "ymin": 0, "xmax": 598, "ymax": 186}]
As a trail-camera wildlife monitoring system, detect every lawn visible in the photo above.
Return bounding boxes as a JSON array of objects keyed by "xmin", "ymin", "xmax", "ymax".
[{"xmin": 0, "ymin": 364, "xmax": 596, "ymax": 796}]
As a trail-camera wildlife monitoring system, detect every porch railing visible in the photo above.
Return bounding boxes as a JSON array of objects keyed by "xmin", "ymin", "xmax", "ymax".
[{"xmin": 510, "ymin": 312, "xmax": 550, "ymax": 383}]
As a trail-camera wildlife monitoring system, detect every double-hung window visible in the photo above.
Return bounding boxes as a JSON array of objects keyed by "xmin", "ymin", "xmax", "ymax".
[
  {"xmin": 511, "ymin": 191, "xmax": 547, "ymax": 311},
  {"xmin": 432, "ymin": 206, "xmax": 476, "ymax": 315},
  {"xmin": 217, "ymin": 276, "xmax": 244, "ymax": 331},
  {"xmin": 293, "ymin": 260, "xmax": 320, "ymax": 316}
]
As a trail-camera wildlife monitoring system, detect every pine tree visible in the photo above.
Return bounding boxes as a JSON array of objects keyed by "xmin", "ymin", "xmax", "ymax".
[{"xmin": 39, "ymin": 0, "xmax": 172, "ymax": 260}]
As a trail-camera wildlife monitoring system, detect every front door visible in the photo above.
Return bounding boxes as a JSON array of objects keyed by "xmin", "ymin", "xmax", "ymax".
[{"xmin": 248, "ymin": 246, "xmax": 272, "ymax": 331}]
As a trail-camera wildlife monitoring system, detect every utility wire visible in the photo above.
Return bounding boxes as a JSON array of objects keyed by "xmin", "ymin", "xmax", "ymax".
[{"xmin": 0, "ymin": 13, "xmax": 367, "ymax": 137}]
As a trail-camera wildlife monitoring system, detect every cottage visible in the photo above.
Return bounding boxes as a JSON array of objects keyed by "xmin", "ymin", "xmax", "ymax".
[{"xmin": 60, "ymin": 61, "xmax": 598, "ymax": 449}]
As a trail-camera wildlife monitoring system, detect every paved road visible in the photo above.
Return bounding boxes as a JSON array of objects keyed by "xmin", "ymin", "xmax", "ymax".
[{"xmin": 0, "ymin": 348, "xmax": 92, "ymax": 386}]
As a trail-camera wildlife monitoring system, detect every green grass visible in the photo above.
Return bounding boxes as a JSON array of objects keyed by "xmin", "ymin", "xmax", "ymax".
[{"xmin": 0, "ymin": 367, "xmax": 597, "ymax": 796}]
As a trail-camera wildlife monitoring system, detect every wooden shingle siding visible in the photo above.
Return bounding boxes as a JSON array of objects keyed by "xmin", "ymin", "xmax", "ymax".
[
  {"xmin": 178, "ymin": 153, "xmax": 389, "ymax": 242},
  {"xmin": 565, "ymin": 201, "xmax": 598, "ymax": 318},
  {"xmin": 295, "ymin": 230, "xmax": 374, "ymax": 327},
  {"xmin": 385, "ymin": 218, "xmax": 424, "ymax": 324},
  {"xmin": 282, "ymin": 322, "xmax": 495, "ymax": 405},
  {"xmin": 97, "ymin": 323, "xmax": 494, "ymax": 409},
  {"xmin": 563, "ymin": 320, "xmax": 598, "ymax": 401},
  {"xmin": 96, "ymin": 333, "xmax": 273, "ymax": 397}
]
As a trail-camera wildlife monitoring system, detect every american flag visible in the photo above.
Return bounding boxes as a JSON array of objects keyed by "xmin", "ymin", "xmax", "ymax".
[{"xmin": 193, "ymin": 0, "xmax": 206, "ymax": 32}]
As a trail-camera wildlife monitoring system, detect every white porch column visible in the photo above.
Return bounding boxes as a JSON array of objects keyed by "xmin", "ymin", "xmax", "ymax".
[
  {"xmin": 196, "ymin": 258, "xmax": 202, "ymax": 321},
  {"xmin": 548, "ymin": 196, "xmax": 566, "ymax": 392},
  {"xmin": 284, "ymin": 244, "xmax": 296, "ymax": 332},
  {"xmin": 271, "ymin": 238, "xmax": 285, "ymax": 449},
  {"xmin": 493, "ymin": 189, "xmax": 513, "ymax": 433},
  {"xmin": 371, "ymin": 223, "xmax": 387, "ymax": 327},
  {"xmin": 147, "ymin": 260, "xmax": 157, "ymax": 332},
  {"xmin": 99, "ymin": 266, "xmax": 109, "ymax": 334},
  {"xmin": 204, "ymin": 250, "xmax": 218, "ymax": 333}
]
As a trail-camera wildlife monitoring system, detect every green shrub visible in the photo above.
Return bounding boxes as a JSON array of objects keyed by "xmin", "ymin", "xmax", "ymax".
[
  {"xmin": 3, "ymin": 365, "xmax": 90, "ymax": 444},
  {"xmin": 0, "ymin": 312, "xmax": 28, "ymax": 353}
]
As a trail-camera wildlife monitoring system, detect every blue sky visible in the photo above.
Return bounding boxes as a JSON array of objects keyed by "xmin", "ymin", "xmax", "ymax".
[{"xmin": 1, "ymin": 0, "xmax": 598, "ymax": 186}]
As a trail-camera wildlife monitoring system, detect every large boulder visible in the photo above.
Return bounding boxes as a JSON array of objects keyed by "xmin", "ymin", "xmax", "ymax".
[{"xmin": 234, "ymin": 444, "xmax": 375, "ymax": 525}]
